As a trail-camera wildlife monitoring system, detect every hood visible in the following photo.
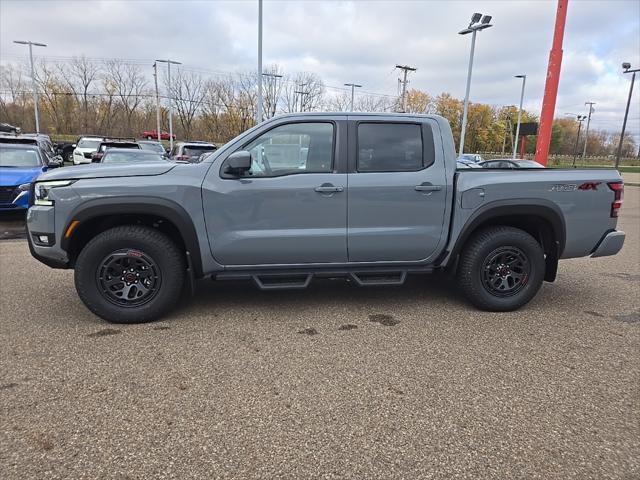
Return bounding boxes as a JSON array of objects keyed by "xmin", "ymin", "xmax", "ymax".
[
  {"xmin": 0, "ymin": 166, "xmax": 45, "ymax": 186},
  {"xmin": 37, "ymin": 162, "xmax": 177, "ymax": 182}
]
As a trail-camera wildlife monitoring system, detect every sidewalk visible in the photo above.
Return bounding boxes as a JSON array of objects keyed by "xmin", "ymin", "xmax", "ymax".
[{"xmin": 622, "ymin": 172, "xmax": 640, "ymax": 186}]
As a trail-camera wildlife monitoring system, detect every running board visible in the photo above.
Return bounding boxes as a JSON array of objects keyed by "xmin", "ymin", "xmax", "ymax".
[{"xmin": 215, "ymin": 266, "xmax": 429, "ymax": 291}]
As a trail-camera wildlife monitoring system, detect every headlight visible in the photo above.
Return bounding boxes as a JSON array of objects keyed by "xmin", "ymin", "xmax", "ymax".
[{"xmin": 34, "ymin": 180, "xmax": 75, "ymax": 206}]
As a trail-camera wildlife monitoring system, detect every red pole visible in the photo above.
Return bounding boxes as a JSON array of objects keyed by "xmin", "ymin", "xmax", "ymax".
[
  {"xmin": 535, "ymin": 0, "xmax": 569, "ymax": 166},
  {"xmin": 520, "ymin": 136, "xmax": 527, "ymax": 159}
]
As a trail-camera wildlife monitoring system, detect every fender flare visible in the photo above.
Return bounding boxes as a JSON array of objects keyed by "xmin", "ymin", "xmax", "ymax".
[
  {"xmin": 61, "ymin": 196, "xmax": 203, "ymax": 278},
  {"xmin": 445, "ymin": 198, "xmax": 566, "ymax": 264}
]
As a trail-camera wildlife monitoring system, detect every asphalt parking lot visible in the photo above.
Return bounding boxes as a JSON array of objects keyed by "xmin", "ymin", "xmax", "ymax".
[{"xmin": 0, "ymin": 187, "xmax": 638, "ymax": 480}]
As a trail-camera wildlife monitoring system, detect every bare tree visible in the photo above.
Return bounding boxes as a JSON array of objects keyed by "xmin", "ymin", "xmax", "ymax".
[
  {"xmin": 281, "ymin": 72, "xmax": 325, "ymax": 113},
  {"xmin": 60, "ymin": 56, "xmax": 100, "ymax": 133},
  {"xmin": 0, "ymin": 64, "xmax": 29, "ymax": 127},
  {"xmin": 166, "ymin": 69, "xmax": 206, "ymax": 139},
  {"xmin": 104, "ymin": 59, "xmax": 148, "ymax": 134}
]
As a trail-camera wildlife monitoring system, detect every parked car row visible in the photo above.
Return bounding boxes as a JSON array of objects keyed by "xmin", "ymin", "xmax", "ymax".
[
  {"xmin": 1, "ymin": 131, "xmax": 218, "ymax": 211},
  {"xmin": 70, "ymin": 136, "xmax": 217, "ymax": 165}
]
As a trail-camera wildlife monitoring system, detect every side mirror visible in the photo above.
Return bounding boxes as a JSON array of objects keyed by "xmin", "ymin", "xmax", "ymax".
[
  {"xmin": 48, "ymin": 156, "xmax": 63, "ymax": 168},
  {"xmin": 224, "ymin": 150, "xmax": 252, "ymax": 176}
]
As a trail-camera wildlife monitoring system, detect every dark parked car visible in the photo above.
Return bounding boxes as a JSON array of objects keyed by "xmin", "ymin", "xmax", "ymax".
[
  {"xmin": 98, "ymin": 149, "xmax": 168, "ymax": 165},
  {"xmin": 479, "ymin": 159, "xmax": 545, "ymax": 169},
  {"xmin": 170, "ymin": 141, "xmax": 217, "ymax": 162},
  {"xmin": 91, "ymin": 140, "xmax": 140, "ymax": 162}
]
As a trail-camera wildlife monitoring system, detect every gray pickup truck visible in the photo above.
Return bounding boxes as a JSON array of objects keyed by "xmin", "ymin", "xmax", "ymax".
[{"xmin": 26, "ymin": 113, "xmax": 625, "ymax": 323}]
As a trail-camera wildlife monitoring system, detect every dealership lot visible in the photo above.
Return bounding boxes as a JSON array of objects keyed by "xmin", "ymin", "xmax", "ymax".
[{"xmin": 0, "ymin": 188, "xmax": 638, "ymax": 479}]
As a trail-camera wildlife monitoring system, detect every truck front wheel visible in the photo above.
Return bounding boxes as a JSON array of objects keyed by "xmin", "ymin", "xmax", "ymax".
[
  {"xmin": 458, "ymin": 226, "xmax": 545, "ymax": 311},
  {"xmin": 74, "ymin": 225, "xmax": 185, "ymax": 323}
]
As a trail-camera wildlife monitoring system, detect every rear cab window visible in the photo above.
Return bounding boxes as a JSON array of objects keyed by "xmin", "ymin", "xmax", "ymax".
[{"xmin": 357, "ymin": 122, "xmax": 434, "ymax": 172}]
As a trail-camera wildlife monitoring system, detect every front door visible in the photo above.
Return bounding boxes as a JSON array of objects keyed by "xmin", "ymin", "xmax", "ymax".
[
  {"xmin": 202, "ymin": 121, "xmax": 347, "ymax": 266},
  {"xmin": 347, "ymin": 120, "xmax": 447, "ymax": 262}
]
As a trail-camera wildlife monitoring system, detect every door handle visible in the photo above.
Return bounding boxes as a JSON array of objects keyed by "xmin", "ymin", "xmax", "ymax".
[
  {"xmin": 414, "ymin": 184, "xmax": 442, "ymax": 192},
  {"xmin": 315, "ymin": 185, "xmax": 344, "ymax": 193}
]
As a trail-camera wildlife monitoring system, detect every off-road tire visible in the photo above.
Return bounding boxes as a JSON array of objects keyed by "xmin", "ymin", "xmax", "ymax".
[
  {"xmin": 75, "ymin": 225, "xmax": 185, "ymax": 323},
  {"xmin": 458, "ymin": 226, "xmax": 544, "ymax": 311}
]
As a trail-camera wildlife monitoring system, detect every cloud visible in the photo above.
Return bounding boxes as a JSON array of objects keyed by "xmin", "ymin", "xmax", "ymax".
[{"xmin": 1, "ymin": 0, "xmax": 638, "ymax": 141}]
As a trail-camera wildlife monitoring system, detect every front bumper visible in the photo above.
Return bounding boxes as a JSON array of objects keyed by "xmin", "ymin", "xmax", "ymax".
[
  {"xmin": 26, "ymin": 205, "xmax": 70, "ymax": 269},
  {"xmin": 591, "ymin": 230, "xmax": 625, "ymax": 258}
]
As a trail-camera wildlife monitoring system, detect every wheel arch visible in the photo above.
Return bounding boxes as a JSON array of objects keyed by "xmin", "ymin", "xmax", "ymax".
[
  {"xmin": 61, "ymin": 197, "xmax": 203, "ymax": 278},
  {"xmin": 444, "ymin": 199, "xmax": 566, "ymax": 281}
]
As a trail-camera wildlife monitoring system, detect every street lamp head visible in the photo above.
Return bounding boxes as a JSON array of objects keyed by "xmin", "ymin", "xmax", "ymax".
[
  {"xmin": 458, "ymin": 28, "xmax": 473, "ymax": 35},
  {"xmin": 471, "ymin": 12, "xmax": 482, "ymax": 24},
  {"xmin": 481, "ymin": 15, "xmax": 492, "ymax": 24},
  {"xmin": 515, "ymin": 74, "xmax": 526, "ymax": 79},
  {"xmin": 622, "ymin": 62, "xmax": 631, "ymax": 71}
]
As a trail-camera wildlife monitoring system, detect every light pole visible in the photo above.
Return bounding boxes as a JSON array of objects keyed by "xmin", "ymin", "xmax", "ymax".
[
  {"xmin": 344, "ymin": 83, "xmax": 362, "ymax": 111},
  {"xmin": 256, "ymin": 0, "xmax": 263, "ymax": 124},
  {"xmin": 513, "ymin": 74, "xmax": 526, "ymax": 159},
  {"xmin": 13, "ymin": 40, "xmax": 47, "ymax": 134},
  {"xmin": 155, "ymin": 59, "xmax": 181, "ymax": 151},
  {"xmin": 152, "ymin": 62, "xmax": 161, "ymax": 142},
  {"xmin": 458, "ymin": 13, "xmax": 492, "ymax": 156},
  {"xmin": 616, "ymin": 62, "xmax": 639, "ymax": 168}
]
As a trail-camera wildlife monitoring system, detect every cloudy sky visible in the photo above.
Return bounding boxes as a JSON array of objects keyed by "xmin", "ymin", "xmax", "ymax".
[{"xmin": 1, "ymin": 0, "xmax": 639, "ymax": 141}]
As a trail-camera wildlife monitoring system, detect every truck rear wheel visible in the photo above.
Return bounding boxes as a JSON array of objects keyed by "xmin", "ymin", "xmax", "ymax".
[
  {"xmin": 457, "ymin": 226, "xmax": 544, "ymax": 311},
  {"xmin": 74, "ymin": 225, "xmax": 185, "ymax": 323}
]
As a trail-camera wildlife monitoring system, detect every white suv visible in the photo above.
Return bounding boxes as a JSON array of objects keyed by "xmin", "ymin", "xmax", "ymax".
[{"xmin": 72, "ymin": 137, "xmax": 104, "ymax": 165}]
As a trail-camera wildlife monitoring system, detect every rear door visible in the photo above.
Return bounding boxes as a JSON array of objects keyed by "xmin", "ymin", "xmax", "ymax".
[
  {"xmin": 202, "ymin": 119, "xmax": 348, "ymax": 266},
  {"xmin": 347, "ymin": 118, "xmax": 447, "ymax": 262}
]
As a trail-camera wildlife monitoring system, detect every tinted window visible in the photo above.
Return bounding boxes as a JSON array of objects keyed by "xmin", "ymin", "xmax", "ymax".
[
  {"xmin": 183, "ymin": 146, "xmax": 216, "ymax": 157},
  {"xmin": 358, "ymin": 123, "xmax": 426, "ymax": 172},
  {"xmin": 139, "ymin": 142, "xmax": 166, "ymax": 154},
  {"xmin": 77, "ymin": 138, "xmax": 102, "ymax": 149},
  {"xmin": 102, "ymin": 151, "xmax": 166, "ymax": 164},
  {"xmin": 243, "ymin": 123, "xmax": 333, "ymax": 177}
]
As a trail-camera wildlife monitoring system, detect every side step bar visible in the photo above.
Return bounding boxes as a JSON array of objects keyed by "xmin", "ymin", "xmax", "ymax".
[{"xmin": 215, "ymin": 267, "xmax": 431, "ymax": 291}]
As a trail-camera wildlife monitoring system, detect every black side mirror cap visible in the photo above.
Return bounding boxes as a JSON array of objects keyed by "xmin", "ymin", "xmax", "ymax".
[{"xmin": 224, "ymin": 150, "xmax": 252, "ymax": 176}]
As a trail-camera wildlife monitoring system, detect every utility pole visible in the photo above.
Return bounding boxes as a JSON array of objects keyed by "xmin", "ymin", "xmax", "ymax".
[
  {"xmin": 570, "ymin": 114, "xmax": 586, "ymax": 168},
  {"xmin": 152, "ymin": 62, "xmax": 161, "ymax": 142},
  {"xmin": 616, "ymin": 63, "xmax": 639, "ymax": 168},
  {"xmin": 581, "ymin": 101, "xmax": 595, "ymax": 159},
  {"xmin": 344, "ymin": 83, "xmax": 362, "ymax": 111},
  {"xmin": 155, "ymin": 59, "xmax": 181, "ymax": 151},
  {"xmin": 13, "ymin": 40, "xmax": 47, "ymax": 134},
  {"xmin": 395, "ymin": 65, "xmax": 416, "ymax": 113},
  {"xmin": 535, "ymin": 0, "xmax": 569, "ymax": 166},
  {"xmin": 256, "ymin": 0, "xmax": 263, "ymax": 124},
  {"xmin": 294, "ymin": 82, "xmax": 308, "ymax": 112}
]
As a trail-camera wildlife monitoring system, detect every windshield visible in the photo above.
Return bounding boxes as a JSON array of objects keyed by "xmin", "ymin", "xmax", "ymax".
[
  {"xmin": 77, "ymin": 138, "xmax": 102, "ymax": 149},
  {"xmin": 102, "ymin": 151, "xmax": 167, "ymax": 164},
  {"xmin": 0, "ymin": 147, "xmax": 41, "ymax": 168},
  {"xmin": 139, "ymin": 142, "xmax": 166, "ymax": 154},
  {"xmin": 183, "ymin": 146, "xmax": 215, "ymax": 157}
]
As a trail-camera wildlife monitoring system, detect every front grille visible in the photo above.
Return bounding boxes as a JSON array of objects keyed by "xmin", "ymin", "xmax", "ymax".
[
  {"xmin": 84, "ymin": 152, "xmax": 93, "ymax": 159},
  {"xmin": 0, "ymin": 186, "xmax": 18, "ymax": 204}
]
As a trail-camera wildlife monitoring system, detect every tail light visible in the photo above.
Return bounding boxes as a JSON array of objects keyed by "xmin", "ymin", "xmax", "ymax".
[{"xmin": 607, "ymin": 181, "xmax": 624, "ymax": 218}]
